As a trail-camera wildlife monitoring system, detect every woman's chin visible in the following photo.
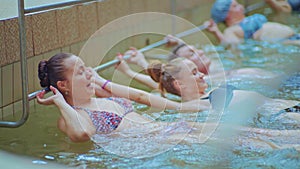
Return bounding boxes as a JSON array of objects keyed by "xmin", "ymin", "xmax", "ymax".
[
  {"xmin": 198, "ymin": 84, "xmax": 208, "ymax": 93},
  {"xmin": 85, "ymin": 88, "xmax": 96, "ymax": 97}
]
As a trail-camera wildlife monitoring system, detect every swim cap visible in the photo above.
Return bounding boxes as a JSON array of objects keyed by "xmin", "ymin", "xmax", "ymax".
[
  {"xmin": 211, "ymin": 0, "xmax": 232, "ymax": 23},
  {"xmin": 288, "ymin": 0, "xmax": 300, "ymax": 11}
]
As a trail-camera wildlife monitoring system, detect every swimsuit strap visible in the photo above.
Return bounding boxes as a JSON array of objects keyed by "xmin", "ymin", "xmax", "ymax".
[
  {"xmin": 203, "ymin": 84, "xmax": 237, "ymax": 110},
  {"xmin": 106, "ymin": 97, "xmax": 134, "ymax": 115},
  {"xmin": 71, "ymin": 106, "xmax": 90, "ymax": 113}
]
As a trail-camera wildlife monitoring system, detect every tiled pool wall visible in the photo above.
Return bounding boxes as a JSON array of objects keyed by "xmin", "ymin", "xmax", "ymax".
[{"xmin": 0, "ymin": 0, "xmax": 223, "ymax": 119}]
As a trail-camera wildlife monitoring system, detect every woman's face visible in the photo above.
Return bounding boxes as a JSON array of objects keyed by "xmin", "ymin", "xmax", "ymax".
[
  {"xmin": 227, "ymin": 0, "xmax": 245, "ymax": 18},
  {"xmin": 63, "ymin": 55, "xmax": 95, "ymax": 99},
  {"xmin": 176, "ymin": 59, "xmax": 208, "ymax": 94},
  {"xmin": 176, "ymin": 45, "xmax": 211, "ymax": 74}
]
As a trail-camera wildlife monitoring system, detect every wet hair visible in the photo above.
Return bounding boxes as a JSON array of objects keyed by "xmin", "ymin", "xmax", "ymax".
[
  {"xmin": 147, "ymin": 58, "xmax": 185, "ymax": 97},
  {"xmin": 168, "ymin": 43, "xmax": 187, "ymax": 61},
  {"xmin": 38, "ymin": 53, "xmax": 73, "ymax": 90}
]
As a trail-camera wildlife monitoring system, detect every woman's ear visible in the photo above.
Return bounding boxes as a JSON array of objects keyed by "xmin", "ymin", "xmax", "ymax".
[
  {"xmin": 56, "ymin": 80, "xmax": 69, "ymax": 92},
  {"xmin": 172, "ymin": 80, "xmax": 182, "ymax": 93}
]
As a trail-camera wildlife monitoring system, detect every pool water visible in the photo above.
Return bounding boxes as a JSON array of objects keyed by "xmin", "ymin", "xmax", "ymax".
[{"xmin": 1, "ymin": 14, "xmax": 300, "ymax": 169}]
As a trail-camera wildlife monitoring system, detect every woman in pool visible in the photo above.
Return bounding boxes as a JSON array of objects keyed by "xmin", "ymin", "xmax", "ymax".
[
  {"xmin": 165, "ymin": 35, "xmax": 280, "ymax": 78},
  {"xmin": 205, "ymin": 0, "xmax": 300, "ymax": 47},
  {"xmin": 265, "ymin": 0, "xmax": 300, "ymax": 13},
  {"xmin": 36, "ymin": 53, "xmax": 299, "ymax": 150}
]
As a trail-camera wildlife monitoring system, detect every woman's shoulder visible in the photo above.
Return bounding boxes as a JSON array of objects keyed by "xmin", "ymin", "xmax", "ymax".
[
  {"xmin": 95, "ymin": 97, "xmax": 131, "ymax": 104},
  {"xmin": 224, "ymin": 25, "xmax": 244, "ymax": 38},
  {"xmin": 233, "ymin": 90, "xmax": 269, "ymax": 103},
  {"xmin": 105, "ymin": 97, "xmax": 132, "ymax": 103}
]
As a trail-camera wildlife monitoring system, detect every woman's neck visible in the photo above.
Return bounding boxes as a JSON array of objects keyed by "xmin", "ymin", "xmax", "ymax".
[
  {"xmin": 181, "ymin": 91, "xmax": 205, "ymax": 102},
  {"xmin": 66, "ymin": 96, "xmax": 93, "ymax": 107}
]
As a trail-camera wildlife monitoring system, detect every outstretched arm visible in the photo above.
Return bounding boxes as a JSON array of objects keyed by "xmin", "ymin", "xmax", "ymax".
[
  {"xmin": 204, "ymin": 19, "xmax": 226, "ymax": 43},
  {"xmin": 115, "ymin": 53, "xmax": 158, "ymax": 89},
  {"xmin": 164, "ymin": 34, "xmax": 185, "ymax": 47},
  {"xmin": 265, "ymin": 0, "xmax": 291, "ymax": 13},
  {"xmin": 204, "ymin": 19, "xmax": 241, "ymax": 47},
  {"xmin": 123, "ymin": 47, "xmax": 149, "ymax": 71},
  {"xmin": 92, "ymin": 70, "xmax": 209, "ymax": 111}
]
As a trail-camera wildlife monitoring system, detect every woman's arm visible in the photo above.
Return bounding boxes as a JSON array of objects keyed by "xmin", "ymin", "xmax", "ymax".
[
  {"xmin": 37, "ymin": 86, "xmax": 96, "ymax": 142},
  {"xmin": 205, "ymin": 19, "xmax": 241, "ymax": 47},
  {"xmin": 94, "ymin": 83, "xmax": 113, "ymax": 97},
  {"xmin": 92, "ymin": 72, "xmax": 208, "ymax": 111},
  {"xmin": 86, "ymin": 67, "xmax": 113, "ymax": 98},
  {"xmin": 115, "ymin": 58, "xmax": 159, "ymax": 89},
  {"xmin": 122, "ymin": 48, "xmax": 149, "ymax": 71},
  {"xmin": 164, "ymin": 34, "xmax": 185, "ymax": 47},
  {"xmin": 205, "ymin": 19, "xmax": 226, "ymax": 43},
  {"xmin": 265, "ymin": 0, "xmax": 292, "ymax": 13}
]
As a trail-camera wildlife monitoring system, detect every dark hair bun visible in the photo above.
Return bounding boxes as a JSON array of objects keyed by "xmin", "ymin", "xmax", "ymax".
[{"xmin": 38, "ymin": 60, "xmax": 50, "ymax": 87}]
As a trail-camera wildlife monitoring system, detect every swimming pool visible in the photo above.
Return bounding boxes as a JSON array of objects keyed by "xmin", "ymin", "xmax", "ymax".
[{"xmin": 0, "ymin": 10, "xmax": 300, "ymax": 169}]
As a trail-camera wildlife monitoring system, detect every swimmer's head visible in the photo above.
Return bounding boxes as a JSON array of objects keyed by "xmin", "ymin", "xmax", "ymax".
[
  {"xmin": 147, "ymin": 58, "xmax": 208, "ymax": 99},
  {"xmin": 169, "ymin": 44, "xmax": 211, "ymax": 75},
  {"xmin": 211, "ymin": 0, "xmax": 232, "ymax": 23}
]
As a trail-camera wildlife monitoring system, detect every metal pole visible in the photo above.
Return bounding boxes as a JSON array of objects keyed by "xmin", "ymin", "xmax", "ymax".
[
  {"xmin": 245, "ymin": 1, "xmax": 266, "ymax": 13},
  {"xmin": 0, "ymin": 0, "xmax": 29, "ymax": 127},
  {"xmin": 25, "ymin": 0, "xmax": 97, "ymax": 14}
]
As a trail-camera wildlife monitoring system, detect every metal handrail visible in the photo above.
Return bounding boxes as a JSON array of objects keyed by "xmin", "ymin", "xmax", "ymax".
[
  {"xmin": 245, "ymin": 1, "xmax": 266, "ymax": 13},
  {"xmin": 24, "ymin": 0, "xmax": 97, "ymax": 14},
  {"xmin": 0, "ymin": 0, "xmax": 28, "ymax": 128}
]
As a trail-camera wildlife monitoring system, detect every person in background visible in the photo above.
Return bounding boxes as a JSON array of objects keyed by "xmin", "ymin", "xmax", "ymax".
[
  {"xmin": 205, "ymin": 0, "xmax": 300, "ymax": 47},
  {"xmin": 265, "ymin": 0, "xmax": 300, "ymax": 13}
]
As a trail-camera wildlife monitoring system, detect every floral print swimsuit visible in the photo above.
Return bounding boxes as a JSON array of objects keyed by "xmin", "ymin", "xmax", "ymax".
[{"xmin": 72, "ymin": 97, "xmax": 134, "ymax": 134}]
